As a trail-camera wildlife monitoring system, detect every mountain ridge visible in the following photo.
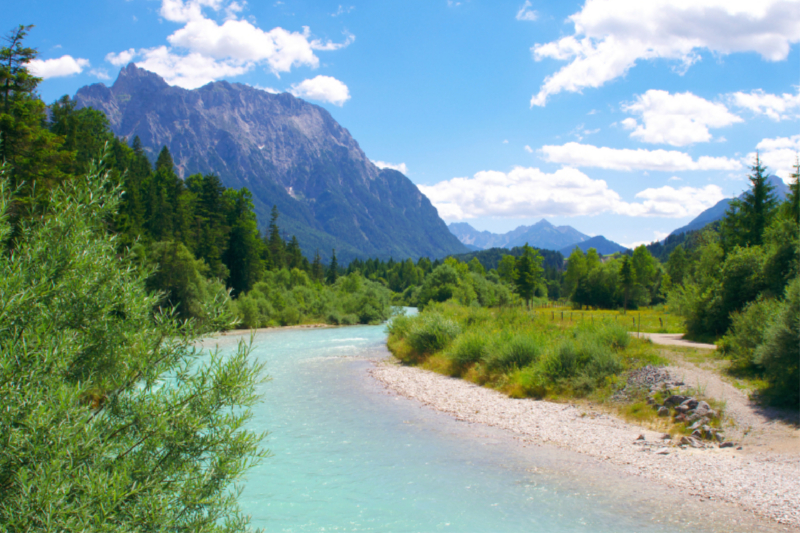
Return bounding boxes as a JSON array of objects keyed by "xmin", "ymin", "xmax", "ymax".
[{"xmin": 75, "ymin": 64, "xmax": 467, "ymax": 262}]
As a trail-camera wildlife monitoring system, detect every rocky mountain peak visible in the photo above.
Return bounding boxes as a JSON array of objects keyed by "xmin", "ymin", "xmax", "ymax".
[{"xmin": 74, "ymin": 66, "xmax": 465, "ymax": 261}]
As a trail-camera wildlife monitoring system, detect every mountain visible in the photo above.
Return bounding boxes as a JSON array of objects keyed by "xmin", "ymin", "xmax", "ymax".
[
  {"xmin": 559, "ymin": 236, "xmax": 628, "ymax": 256},
  {"xmin": 448, "ymin": 219, "xmax": 591, "ymax": 251},
  {"xmin": 669, "ymin": 175, "xmax": 790, "ymax": 237},
  {"xmin": 75, "ymin": 64, "xmax": 467, "ymax": 263}
]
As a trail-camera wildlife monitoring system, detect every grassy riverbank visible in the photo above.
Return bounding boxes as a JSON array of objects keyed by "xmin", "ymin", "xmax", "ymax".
[{"xmin": 387, "ymin": 303, "xmax": 665, "ymax": 401}]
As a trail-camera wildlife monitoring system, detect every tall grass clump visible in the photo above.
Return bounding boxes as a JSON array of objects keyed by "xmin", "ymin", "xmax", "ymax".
[
  {"xmin": 484, "ymin": 333, "xmax": 541, "ymax": 372},
  {"xmin": 447, "ymin": 331, "xmax": 489, "ymax": 370},
  {"xmin": 407, "ymin": 313, "xmax": 461, "ymax": 354}
]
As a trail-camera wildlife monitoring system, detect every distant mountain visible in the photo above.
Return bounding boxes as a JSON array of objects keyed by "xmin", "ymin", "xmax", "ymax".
[
  {"xmin": 559, "ymin": 236, "xmax": 628, "ymax": 256},
  {"xmin": 448, "ymin": 219, "xmax": 591, "ymax": 251},
  {"xmin": 669, "ymin": 175, "xmax": 790, "ymax": 237},
  {"xmin": 75, "ymin": 64, "xmax": 467, "ymax": 263},
  {"xmin": 450, "ymin": 246, "xmax": 565, "ymax": 272}
]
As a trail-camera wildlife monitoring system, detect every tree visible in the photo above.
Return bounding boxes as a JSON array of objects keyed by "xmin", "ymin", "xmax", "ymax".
[
  {"xmin": 311, "ymin": 249, "xmax": 324, "ymax": 281},
  {"xmin": 620, "ymin": 255, "xmax": 633, "ymax": 313},
  {"xmin": 326, "ymin": 248, "xmax": 339, "ymax": 284},
  {"xmin": 267, "ymin": 204, "xmax": 285, "ymax": 269},
  {"xmin": 497, "ymin": 254, "xmax": 517, "ymax": 284},
  {"xmin": 722, "ymin": 154, "xmax": 777, "ymax": 248},
  {"xmin": 0, "ymin": 162, "xmax": 265, "ymax": 530},
  {"xmin": 223, "ymin": 188, "xmax": 264, "ymax": 295},
  {"xmin": 666, "ymin": 244, "xmax": 687, "ymax": 286},
  {"xmin": 513, "ymin": 244, "xmax": 543, "ymax": 308},
  {"xmin": 563, "ymin": 247, "xmax": 587, "ymax": 298},
  {"xmin": 0, "ymin": 25, "xmax": 69, "ymax": 204},
  {"xmin": 48, "ymin": 95, "xmax": 112, "ymax": 175},
  {"xmin": 789, "ymin": 157, "xmax": 799, "ymax": 226}
]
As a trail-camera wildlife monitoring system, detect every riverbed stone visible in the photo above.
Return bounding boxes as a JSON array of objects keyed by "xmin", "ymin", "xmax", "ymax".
[{"xmin": 657, "ymin": 406, "xmax": 670, "ymax": 417}]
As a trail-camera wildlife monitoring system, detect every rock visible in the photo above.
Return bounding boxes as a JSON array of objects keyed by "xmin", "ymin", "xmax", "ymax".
[
  {"xmin": 636, "ymin": 434, "xmax": 645, "ymax": 441},
  {"xmin": 657, "ymin": 406, "xmax": 670, "ymax": 417},
  {"xmin": 673, "ymin": 413, "xmax": 687, "ymax": 423},
  {"xmin": 719, "ymin": 442, "xmax": 736, "ymax": 449},
  {"xmin": 688, "ymin": 420, "xmax": 704, "ymax": 431},
  {"xmin": 656, "ymin": 448, "xmax": 670, "ymax": 455},
  {"xmin": 664, "ymin": 395, "xmax": 688, "ymax": 407},
  {"xmin": 661, "ymin": 433, "xmax": 672, "ymax": 440},
  {"xmin": 694, "ymin": 401, "xmax": 712, "ymax": 417},
  {"xmin": 646, "ymin": 396, "xmax": 656, "ymax": 405},
  {"xmin": 679, "ymin": 398, "xmax": 699, "ymax": 410},
  {"xmin": 680, "ymin": 436, "xmax": 703, "ymax": 448}
]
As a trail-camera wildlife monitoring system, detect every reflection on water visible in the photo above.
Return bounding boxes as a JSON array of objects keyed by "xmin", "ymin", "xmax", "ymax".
[{"xmin": 205, "ymin": 323, "xmax": 780, "ymax": 532}]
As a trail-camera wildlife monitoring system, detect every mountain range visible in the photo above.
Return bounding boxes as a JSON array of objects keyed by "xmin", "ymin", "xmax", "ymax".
[
  {"xmin": 75, "ymin": 64, "xmax": 466, "ymax": 263},
  {"xmin": 448, "ymin": 220, "xmax": 627, "ymax": 256}
]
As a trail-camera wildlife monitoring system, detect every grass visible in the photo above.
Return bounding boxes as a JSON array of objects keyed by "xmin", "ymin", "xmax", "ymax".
[
  {"xmin": 388, "ymin": 302, "xmax": 665, "ymax": 402},
  {"xmin": 387, "ymin": 302, "xmax": 736, "ymax": 439},
  {"xmin": 530, "ymin": 304, "xmax": 685, "ymax": 334}
]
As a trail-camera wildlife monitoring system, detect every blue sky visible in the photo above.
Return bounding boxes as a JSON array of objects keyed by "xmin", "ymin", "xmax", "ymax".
[{"xmin": 10, "ymin": 0, "xmax": 800, "ymax": 247}]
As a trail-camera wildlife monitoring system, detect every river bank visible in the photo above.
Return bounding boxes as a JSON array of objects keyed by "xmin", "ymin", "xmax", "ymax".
[{"xmin": 370, "ymin": 360, "xmax": 800, "ymax": 529}]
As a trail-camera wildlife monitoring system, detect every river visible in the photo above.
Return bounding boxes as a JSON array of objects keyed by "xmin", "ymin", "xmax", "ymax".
[{"xmin": 208, "ymin": 322, "xmax": 780, "ymax": 532}]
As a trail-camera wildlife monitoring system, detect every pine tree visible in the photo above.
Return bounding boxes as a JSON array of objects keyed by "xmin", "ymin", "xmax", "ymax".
[
  {"xmin": 326, "ymin": 248, "xmax": 339, "ymax": 284},
  {"xmin": 0, "ymin": 25, "xmax": 69, "ymax": 202},
  {"xmin": 311, "ymin": 249, "xmax": 324, "ymax": 281},
  {"xmin": 223, "ymin": 188, "xmax": 264, "ymax": 295},
  {"xmin": 513, "ymin": 244, "xmax": 543, "ymax": 308},
  {"xmin": 267, "ymin": 205, "xmax": 285, "ymax": 269},
  {"xmin": 789, "ymin": 157, "xmax": 799, "ymax": 226},
  {"xmin": 620, "ymin": 255, "xmax": 633, "ymax": 313},
  {"xmin": 723, "ymin": 154, "xmax": 777, "ymax": 248}
]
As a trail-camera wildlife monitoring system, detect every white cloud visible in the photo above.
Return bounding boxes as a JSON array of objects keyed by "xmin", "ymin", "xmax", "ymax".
[
  {"xmin": 90, "ymin": 68, "xmax": 111, "ymax": 80},
  {"xmin": 290, "ymin": 75, "xmax": 350, "ymax": 106},
  {"xmin": 135, "ymin": 46, "xmax": 250, "ymax": 89},
  {"xmin": 748, "ymin": 135, "xmax": 800, "ymax": 183},
  {"xmin": 621, "ymin": 90, "xmax": 742, "ymax": 146},
  {"xmin": 730, "ymin": 88, "xmax": 800, "ymax": 121},
  {"xmin": 372, "ymin": 160, "xmax": 409, "ymax": 174},
  {"xmin": 418, "ymin": 166, "xmax": 727, "ymax": 221},
  {"xmin": 530, "ymin": 0, "xmax": 800, "ymax": 106},
  {"xmin": 28, "ymin": 55, "xmax": 89, "ymax": 78},
  {"xmin": 516, "ymin": 1, "xmax": 537, "ymax": 21},
  {"xmin": 419, "ymin": 166, "xmax": 625, "ymax": 220},
  {"xmin": 106, "ymin": 48, "xmax": 138, "ymax": 66},
  {"xmin": 331, "ymin": 5, "xmax": 354, "ymax": 17},
  {"xmin": 106, "ymin": 0, "xmax": 353, "ymax": 89},
  {"xmin": 250, "ymin": 84, "xmax": 280, "ymax": 94},
  {"xmin": 503, "ymin": 139, "xmax": 509, "ymax": 144},
  {"xmin": 540, "ymin": 142, "xmax": 742, "ymax": 171},
  {"xmin": 524, "ymin": 145, "xmax": 533, "ymax": 153},
  {"xmin": 619, "ymin": 184, "xmax": 726, "ymax": 217}
]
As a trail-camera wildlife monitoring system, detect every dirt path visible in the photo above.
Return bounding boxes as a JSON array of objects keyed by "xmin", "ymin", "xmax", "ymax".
[
  {"xmin": 653, "ymin": 346, "xmax": 800, "ymax": 453},
  {"xmin": 634, "ymin": 332, "xmax": 718, "ymax": 350}
]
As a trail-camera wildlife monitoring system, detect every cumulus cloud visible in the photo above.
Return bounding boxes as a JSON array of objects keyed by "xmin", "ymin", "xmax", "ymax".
[
  {"xmin": 621, "ymin": 90, "xmax": 742, "ymax": 146},
  {"xmin": 418, "ymin": 166, "xmax": 727, "ymax": 221},
  {"xmin": 748, "ymin": 135, "xmax": 800, "ymax": 182},
  {"xmin": 372, "ymin": 160, "xmax": 409, "ymax": 174},
  {"xmin": 90, "ymin": 68, "xmax": 111, "ymax": 80},
  {"xmin": 106, "ymin": 0, "xmax": 353, "ymax": 89},
  {"xmin": 524, "ymin": 145, "xmax": 533, "ymax": 153},
  {"xmin": 540, "ymin": 142, "xmax": 742, "ymax": 171},
  {"xmin": 619, "ymin": 184, "xmax": 726, "ymax": 217},
  {"xmin": 290, "ymin": 75, "xmax": 350, "ymax": 106},
  {"xmin": 730, "ymin": 88, "xmax": 800, "ymax": 121},
  {"xmin": 530, "ymin": 0, "xmax": 800, "ymax": 106},
  {"xmin": 516, "ymin": 1, "xmax": 537, "ymax": 21},
  {"xmin": 28, "ymin": 55, "xmax": 89, "ymax": 78},
  {"xmin": 106, "ymin": 48, "xmax": 137, "ymax": 66}
]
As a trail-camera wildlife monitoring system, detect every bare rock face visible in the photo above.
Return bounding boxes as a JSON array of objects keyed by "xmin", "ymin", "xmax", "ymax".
[{"xmin": 75, "ymin": 64, "xmax": 467, "ymax": 262}]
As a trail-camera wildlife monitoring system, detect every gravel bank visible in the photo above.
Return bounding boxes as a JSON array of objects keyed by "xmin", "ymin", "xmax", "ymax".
[{"xmin": 370, "ymin": 361, "xmax": 800, "ymax": 529}]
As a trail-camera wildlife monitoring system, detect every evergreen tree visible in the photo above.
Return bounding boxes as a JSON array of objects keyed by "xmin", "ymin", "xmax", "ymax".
[
  {"xmin": 267, "ymin": 205, "xmax": 285, "ymax": 269},
  {"xmin": 789, "ymin": 158, "xmax": 799, "ymax": 226},
  {"xmin": 0, "ymin": 25, "xmax": 69, "ymax": 202},
  {"xmin": 666, "ymin": 244, "xmax": 687, "ymax": 286},
  {"xmin": 513, "ymin": 244, "xmax": 543, "ymax": 308},
  {"xmin": 48, "ymin": 95, "xmax": 112, "ymax": 175},
  {"xmin": 223, "ymin": 188, "xmax": 263, "ymax": 295},
  {"xmin": 620, "ymin": 255, "xmax": 633, "ymax": 313},
  {"xmin": 311, "ymin": 249, "xmax": 324, "ymax": 281},
  {"xmin": 723, "ymin": 154, "xmax": 777, "ymax": 248},
  {"xmin": 326, "ymin": 248, "xmax": 339, "ymax": 284}
]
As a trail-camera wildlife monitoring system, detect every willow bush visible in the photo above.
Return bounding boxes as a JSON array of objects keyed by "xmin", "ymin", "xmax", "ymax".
[{"xmin": 0, "ymin": 163, "xmax": 266, "ymax": 531}]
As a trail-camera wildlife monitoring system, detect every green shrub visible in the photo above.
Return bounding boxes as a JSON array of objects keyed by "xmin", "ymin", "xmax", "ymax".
[
  {"xmin": 599, "ymin": 322, "xmax": 630, "ymax": 350},
  {"xmin": 719, "ymin": 297, "xmax": 781, "ymax": 371},
  {"xmin": 484, "ymin": 334, "xmax": 541, "ymax": 372},
  {"xmin": 326, "ymin": 310, "xmax": 342, "ymax": 325},
  {"xmin": 407, "ymin": 313, "xmax": 461, "ymax": 354},
  {"xmin": 757, "ymin": 277, "xmax": 800, "ymax": 407},
  {"xmin": 236, "ymin": 294, "xmax": 262, "ymax": 329},
  {"xmin": 341, "ymin": 313, "xmax": 359, "ymax": 325},
  {"xmin": 542, "ymin": 341, "xmax": 582, "ymax": 379},
  {"xmin": 387, "ymin": 313, "xmax": 412, "ymax": 338},
  {"xmin": 280, "ymin": 306, "xmax": 300, "ymax": 326},
  {"xmin": 448, "ymin": 331, "xmax": 489, "ymax": 369}
]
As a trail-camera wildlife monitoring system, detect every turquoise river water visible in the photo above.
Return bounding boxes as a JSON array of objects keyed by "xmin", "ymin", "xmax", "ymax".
[{"xmin": 208, "ymin": 321, "xmax": 780, "ymax": 533}]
